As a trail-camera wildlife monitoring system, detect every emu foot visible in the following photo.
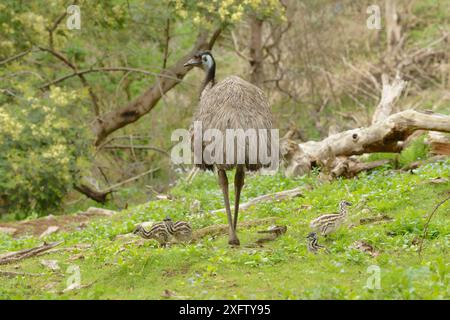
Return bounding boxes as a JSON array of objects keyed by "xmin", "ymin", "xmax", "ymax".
[{"xmin": 228, "ymin": 237, "xmax": 240, "ymax": 246}]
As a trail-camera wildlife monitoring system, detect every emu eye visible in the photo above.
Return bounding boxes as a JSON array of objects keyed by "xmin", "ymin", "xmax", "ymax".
[{"xmin": 202, "ymin": 56, "xmax": 207, "ymax": 62}]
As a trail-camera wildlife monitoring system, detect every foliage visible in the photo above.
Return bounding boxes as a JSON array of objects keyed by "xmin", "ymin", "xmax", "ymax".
[{"xmin": 0, "ymin": 82, "xmax": 90, "ymax": 214}]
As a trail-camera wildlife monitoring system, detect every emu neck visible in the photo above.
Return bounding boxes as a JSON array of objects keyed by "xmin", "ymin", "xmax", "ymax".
[
  {"xmin": 339, "ymin": 205, "xmax": 348, "ymax": 217},
  {"xmin": 201, "ymin": 65, "xmax": 216, "ymax": 92}
]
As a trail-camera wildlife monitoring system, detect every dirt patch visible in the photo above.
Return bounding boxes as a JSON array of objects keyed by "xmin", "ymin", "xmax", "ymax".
[{"xmin": 0, "ymin": 212, "xmax": 109, "ymax": 238}]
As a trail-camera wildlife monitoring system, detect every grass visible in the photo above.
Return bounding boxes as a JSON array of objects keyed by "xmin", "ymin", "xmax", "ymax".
[{"xmin": 0, "ymin": 160, "xmax": 449, "ymax": 299}]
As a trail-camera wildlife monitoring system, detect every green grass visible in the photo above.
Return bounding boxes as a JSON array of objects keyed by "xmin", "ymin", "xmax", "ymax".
[{"xmin": 0, "ymin": 160, "xmax": 449, "ymax": 299}]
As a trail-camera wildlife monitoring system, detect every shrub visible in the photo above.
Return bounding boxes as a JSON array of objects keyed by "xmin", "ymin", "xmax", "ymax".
[{"xmin": 0, "ymin": 85, "xmax": 90, "ymax": 215}]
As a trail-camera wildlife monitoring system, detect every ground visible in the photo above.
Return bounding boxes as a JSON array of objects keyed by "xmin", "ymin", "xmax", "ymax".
[{"xmin": 0, "ymin": 160, "xmax": 449, "ymax": 299}]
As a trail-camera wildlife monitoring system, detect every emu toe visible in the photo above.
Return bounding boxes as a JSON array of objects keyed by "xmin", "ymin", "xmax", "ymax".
[{"xmin": 228, "ymin": 237, "xmax": 240, "ymax": 246}]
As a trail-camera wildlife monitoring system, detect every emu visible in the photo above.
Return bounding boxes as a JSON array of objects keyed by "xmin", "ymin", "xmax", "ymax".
[
  {"xmin": 184, "ymin": 51, "xmax": 273, "ymax": 246},
  {"xmin": 310, "ymin": 200, "xmax": 353, "ymax": 236}
]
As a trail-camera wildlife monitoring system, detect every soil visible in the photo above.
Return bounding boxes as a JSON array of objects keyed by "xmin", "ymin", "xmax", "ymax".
[{"xmin": 0, "ymin": 212, "xmax": 106, "ymax": 238}]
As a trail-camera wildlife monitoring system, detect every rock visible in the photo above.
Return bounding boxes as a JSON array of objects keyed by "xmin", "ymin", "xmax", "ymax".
[
  {"xmin": 39, "ymin": 226, "xmax": 59, "ymax": 239},
  {"xmin": 156, "ymin": 194, "xmax": 172, "ymax": 201},
  {"xmin": 81, "ymin": 207, "xmax": 116, "ymax": 217},
  {"xmin": 0, "ymin": 227, "xmax": 17, "ymax": 236},
  {"xmin": 40, "ymin": 259, "xmax": 60, "ymax": 271},
  {"xmin": 63, "ymin": 283, "xmax": 81, "ymax": 292}
]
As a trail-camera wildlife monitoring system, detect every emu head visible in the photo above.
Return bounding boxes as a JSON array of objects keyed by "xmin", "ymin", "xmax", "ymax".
[
  {"xmin": 339, "ymin": 200, "xmax": 353, "ymax": 213},
  {"xmin": 340, "ymin": 200, "xmax": 353, "ymax": 207},
  {"xmin": 306, "ymin": 232, "xmax": 317, "ymax": 240},
  {"xmin": 133, "ymin": 225, "xmax": 142, "ymax": 235},
  {"xmin": 184, "ymin": 51, "xmax": 215, "ymax": 72}
]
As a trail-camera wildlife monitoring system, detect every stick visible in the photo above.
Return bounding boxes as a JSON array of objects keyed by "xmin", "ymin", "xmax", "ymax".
[
  {"xmin": 185, "ymin": 167, "xmax": 200, "ymax": 184},
  {"xmin": 102, "ymin": 144, "xmax": 170, "ymax": 157},
  {"xmin": 101, "ymin": 167, "xmax": 160, "ymax": 193},
  {"xmin": 0, "ymin": 271, "xmax": 45, "ymax": 277},
  {"xmin": 210, "ymin": 187, "xmax": 303, "ymax": 214},
  {"xmin": 192, "ymin": 217, "xmax": 278, "ymax": 241},
  {"xmin": 418, "ymin": 192, "xmax": 450, "ymax": 258},
  {"xmin": 0, "ymin": 241, "xmax": 63, "ymax": 265}
]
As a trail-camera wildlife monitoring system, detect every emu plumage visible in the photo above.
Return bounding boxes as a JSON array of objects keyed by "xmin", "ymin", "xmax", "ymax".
[{"xmin": 185, "ymin": 51, "xmax": 273, "ymax": 245}]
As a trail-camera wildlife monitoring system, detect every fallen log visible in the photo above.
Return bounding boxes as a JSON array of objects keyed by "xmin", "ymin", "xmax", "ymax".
[
  {"xmin": 210, "ymin": 187, "xmax": 303, "ymax": 214},
  {"xmin": 192, "ymin": 217, "xmax": 277, "ymax": 241},
  {"xmin": 359, "ymin": 214, "xmax": 393, "ymax": 225},
  {"xmin": 401, "ymin": 155, "xmax": 448, "ymax": 171},
  {"xmin": 0, "ymin": 270, "xmax": 45, "ymax": 277},
  {"xmin": 428, "ymin": 132, "xmax": 450, "ymax": 156},
  {"xmin": 0, "ymin": 241, "xmax": 63, "ymax": 265},
  {"xmin": 282, "ymin": 74, "xmax": 450, "ymax": 177},
  {"xmin": 330, "ymin": 158, "xmax": 391, "ymax": 178}
]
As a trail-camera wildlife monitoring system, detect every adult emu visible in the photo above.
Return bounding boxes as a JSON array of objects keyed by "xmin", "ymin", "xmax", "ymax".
[{"xmin": 184, "ymin": 51, "xmax": 273, "ymax": 246}]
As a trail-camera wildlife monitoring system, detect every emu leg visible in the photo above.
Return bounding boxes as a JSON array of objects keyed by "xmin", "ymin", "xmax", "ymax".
[
  {"xmin": 233, "ymin": 165, "xmax": 245, "ymax": 231},
  {"xmin": 218, "ymin": 169, "xmax": 240, "ymax": 246}
]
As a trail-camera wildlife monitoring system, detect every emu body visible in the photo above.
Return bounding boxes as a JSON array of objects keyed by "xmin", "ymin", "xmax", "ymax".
[
  {"xmin": 184, "ymin": 51, "xmax": 273, "ymax": 245},
  {"xmin": 310, "ymin": 200, "xmax": 353, "ymax": 236}
]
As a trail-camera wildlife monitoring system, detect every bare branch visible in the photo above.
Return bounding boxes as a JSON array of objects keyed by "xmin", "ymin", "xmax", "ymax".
[
  {"xmin": 92, "ymin": 28, "xmax": 222, "ymax": 146},
  {"xmin": 39, "ymin": 67, "xmax": 194, "ymax": 90},
  {"xmin": 102, "ymin": 144, "xmax": 170, "ymax": 157},
  {"xmin": 418, "ymin": 192, "xmax": 450, "ymax": 258},
  {"xmin": 38, "ymin": 46, "xmax": 101, "ymax": 116}
]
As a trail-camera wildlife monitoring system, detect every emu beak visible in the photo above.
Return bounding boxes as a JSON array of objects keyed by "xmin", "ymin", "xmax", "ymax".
[{"xmin": 184, "ymin": 57, "xmax": 200, "ymax": 67}]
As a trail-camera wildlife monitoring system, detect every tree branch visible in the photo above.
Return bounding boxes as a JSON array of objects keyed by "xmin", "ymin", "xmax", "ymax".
[
  {"xmin": 92, "ymin": 28, "xmax": 222, "ymax": 146},
  {"xmin": 0, "ymin": 49, "xmax": 33, "ymax": 65},
  {"xmin": 38, "ymin": 46, "xmax": 101, "ymax": 116},
  {"xmin": 39, "ymin": 67, "xmax": 194, "ymax": 90}
]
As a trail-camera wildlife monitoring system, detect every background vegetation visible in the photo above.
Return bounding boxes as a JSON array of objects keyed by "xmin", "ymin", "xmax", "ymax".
[
  {"xmin": 1, "ymin": 0, "xmax": 448, "ymax": 217},
  {"xmin": 0, "ymin": 0, "xmax": 448, "ymax": 300}
]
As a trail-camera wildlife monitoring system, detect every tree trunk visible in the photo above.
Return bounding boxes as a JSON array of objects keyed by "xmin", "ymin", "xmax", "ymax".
[
  {"xmin": 385, "ymin": 0, "xmax": 402, "ymax": 53},
  {"xmin": 249, "ymin": 15, "xmax": 264, "ymax": 87}
]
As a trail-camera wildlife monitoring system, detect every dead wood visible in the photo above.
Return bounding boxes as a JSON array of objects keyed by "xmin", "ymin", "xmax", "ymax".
[
  {"xmin": 418, "ymin": 192, "xmax": 450, "ymax": 258},
  {"xmin": 255, "ymin": 225, "xmax": 287, "ymax": 244},
  {"xmin": 330, "ymin": 158, "xmax": 392, "ymax": 178},
  {"xmin": 0, "ymin": 241, "xmax": 63, "ymax": 265},
  {"xmin": 359, "ymin": 215, "xmax": 393, "ymax": 225},
  {"xmin": 210, "ymin": 188, "xmax": 303, "ymax": 214},
  {"xmin": 0, "ymin": 270, "xmax": 45, "ymax": 277},
  {"xmin": 282, "ymin": 74, "xmax": 450, "ymax": 177},
  {"xmin": 401, "ymin": 155, "xmax": 448, "ymax": 171},
  {"xmin": 75, "ymin": 167, "xmax": 159, "ymax": 203},
  {"xmin": 191, "ymin": 217, "xmax": 277, "ymax": 241},
  {"xmin": 36, "ymin": 244, "xmax": 92, "ymax": 257},
  {"xmin": 428, "ymin": 132, "xmax": 450, "ymax": 156},
  {"xmin": 74, "ymin": 184, "xmax": 111, "ymax": 204}
]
